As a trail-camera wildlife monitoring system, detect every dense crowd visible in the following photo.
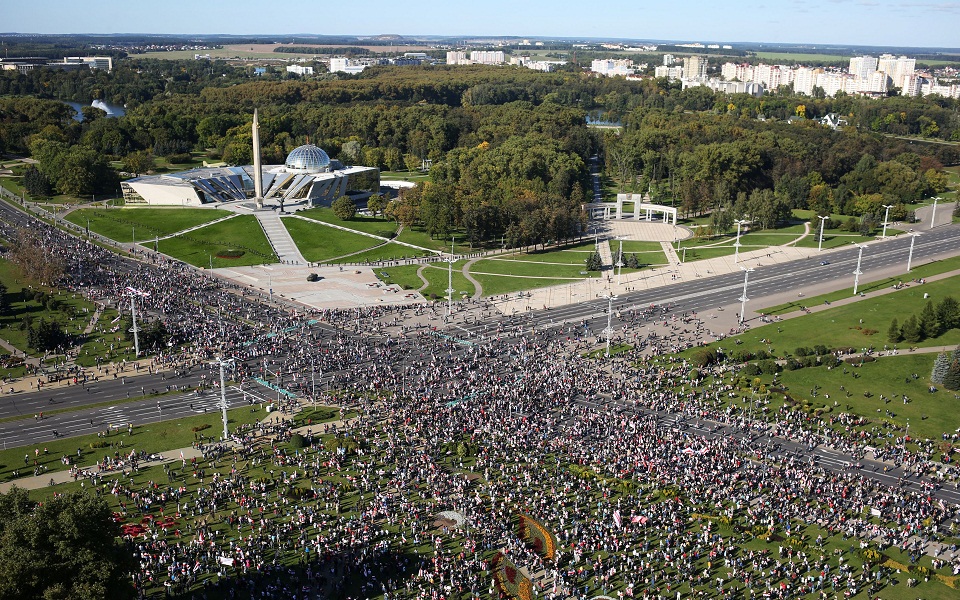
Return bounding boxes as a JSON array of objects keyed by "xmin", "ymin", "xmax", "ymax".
[{"xmin": 3, "ymin": 211, "xmax": 960, "ymax": 599}]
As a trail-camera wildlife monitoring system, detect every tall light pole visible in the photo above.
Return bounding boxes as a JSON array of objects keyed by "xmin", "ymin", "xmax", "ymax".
[
  {"xmin": 733, "ymin": 219, "xmax": 747, "ymax": 264},
  {"xmin": 615, "ymin": 238, "xmax": 624, "ymax": 286},
  {"xmin": 881, "ymin": 204, "xmax": 894, "ymax": 238},
  {"xmin": 215, "ymin": 357, "xmax": 234, "ymax": 440},
  {"xmin": 604, "ymin": 293, "xmax": 618, "ymax": 357},
  {"xmin": 446, "ymin": 236, "xmax": 456, "ymax": 317},
  {"xmin": 817, "ymin": 215, "xmax": 829, "ymax": 252},
  {"xmin": 852, "ymin": 244, "xmax": 866, "ymax": 295},
  {"xmin": 738, "ymin": 266, "xmax": 754, "ymax": 326},
  {"xmin": 906, "ymin": 232, "xmax": 920, "ymax": 272},
  {"xmin": 124, "ymin": 286, "xmax": 149, "ymax": 357},
  {"xmin": 930, "ymin": 196, "xmax": 942, "ymax": 228}
]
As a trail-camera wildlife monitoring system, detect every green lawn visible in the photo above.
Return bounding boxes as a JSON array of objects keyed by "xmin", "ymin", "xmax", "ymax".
[
  {"xmin": 64, "ymin": 207, "xmax": 229, "ymax": 242},
  {"xmin": 295, "ymin": 208, "xmax": 398, "ymax": 238},
  {"xmin": 376, "ymin": 265, "xmax": 423, "ymax": 291},
  {"xmin": 417, "ymin": 261, "xmax": 474, "ymax": 300},
  {"xmin": 282, "ymin": 217, "xmax": 382, "ymax": 262},
  {"xmin": 773, "ymin": 354, "xmax": 960, "ymax": 441},
  {"xmin": 0, "ymin": 259, "xmax": 134, "ymax": 373},
  {"xmin": 380, "ymin": 170, "xmax": 430, "ymax": 181},
  {"xmin": 326, "ymin": 244, "xmax": 431, "ymax": 264},
  {"xmin": 471, "ymin": 273, "xmax": 592, "ymax": 298},
  {"xmin": 471, "ymin": 257, "xmax": 590, "ymax": 278},
  {"xmin": 618, "ymin": 241, "xmax": 666, "ymax": 253},
  {"xmin": 157, "ymin": 215, "xmax": 276, "ymax": 268},
  {"xmin": 0, "ymin": 405, "xmax": 265, "ymax": 481},
  {"xmin": 393, "ymin": 225, "xmax": 472, "ymax": 253}
]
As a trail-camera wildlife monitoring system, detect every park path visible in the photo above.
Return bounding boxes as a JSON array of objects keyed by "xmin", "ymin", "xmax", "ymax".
[
  {"xmin": 415, "ymin": 265, "xmax": 430, "ymax": 292},
  {"xmin": 784, "ymin": 222, "xmax": 811, "ymax": 247},
  {"xmin": 659, "ymin": 241, "xmax": 681, "ymax": 265},
  {"xmin": 461, "ymin": 258, "xmax": 484, "ymax": 299},
  {"xmin": 597, "ymin": 240, "xmax": 613, "ymax": 267}
]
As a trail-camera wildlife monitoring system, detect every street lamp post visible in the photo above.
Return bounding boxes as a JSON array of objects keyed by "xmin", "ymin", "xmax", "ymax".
[
  {"xmin": 881, "ymin": 204, "xmax": 894, "ymax": 239},
  {"xmin": 446, "ymin": 236, "xmax": 456, "ymax": 317},
  {"xmin": 615, "ymin": 238, "xmax": 624, "ymax": 286},
  {"xmin": 216, "ymin": 357, "xmax": 234, "ymax": 440},
  {"xmin": 682, "ymin": 247, "xmax": 687, "ymax": 263},
  {"xmin": 738, "ymin": 266, "xmax": 754, "ymax": 326},
  {"xmin": 817, "ymin": 215, "xmax": 829, "ymax": 252},
  {"xmin": 852, "ymin": 244, "xmax": 866, "ymax": 295},
  {"xmin": 734, "ymin": 219, "xmax": 747, "ymax": 264},
  {"xmin": 930, "ymin": 196, "xmax": 942, "ymax": 228},
  {"xmin": 907, "ymin": 232, "xmax": 920, "ymax": 272},
  {"xmin": 604, "ymin": 293, "xmax": 618, "ymax": 357}
]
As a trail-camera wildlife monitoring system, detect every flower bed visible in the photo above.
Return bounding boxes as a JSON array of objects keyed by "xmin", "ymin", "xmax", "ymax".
[
  {"xmin": 517, "ymin": 512, "xmax": 558, "ymax": 561},
  {"xmin": 491, "ymin": 553, "xmax": 533, "ymax": 600}
]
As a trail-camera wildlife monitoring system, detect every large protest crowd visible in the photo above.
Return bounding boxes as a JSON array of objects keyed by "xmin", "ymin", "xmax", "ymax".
[{"xmin": 2, "ymin": 211, "xmax": 960, "ymax": 599}]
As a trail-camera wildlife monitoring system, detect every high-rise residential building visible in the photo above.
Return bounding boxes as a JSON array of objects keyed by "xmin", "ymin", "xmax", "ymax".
[
  {"xmin": 793, "ymin": 67, "xmax": 821, "ymax": 96},
  {"xmin": 470, "ymin": 50, "xmax": 505, "ymax": 65},
  {"xmin": 663, "ymin": 54, "xmax": 675, "ymax": 66},
  {"xmin": 877, "ymin": 54, "xmax": 916, "ymax": 89},
  {"xmin": 682, "ymin": 55, "xmax": 707, "ymax": 81},
  {"xmin": 654, "ymin": 65, "xmax": 684, "ymax": 80},
  {"xmin": 849, "ymin": 56, "xmax": 878, "ymax": 81},
  {"xmin": 592, "ymin": 59, "xmax": 635, "ymax": 76},
  {"xmin": 446, "ymin": 51, "xmax": 469, "ymax": 65}
]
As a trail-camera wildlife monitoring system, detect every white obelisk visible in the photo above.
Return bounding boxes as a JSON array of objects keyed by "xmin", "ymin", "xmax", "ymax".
[{"xmin": 252, "ymin": 109, "xmax": 264, "ymax": 209}]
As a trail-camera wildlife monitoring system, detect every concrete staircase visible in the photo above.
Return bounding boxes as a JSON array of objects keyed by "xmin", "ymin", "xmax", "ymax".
[{"xmin": 255, "ymin": 212, "xmax": 307, "ymax": 265}]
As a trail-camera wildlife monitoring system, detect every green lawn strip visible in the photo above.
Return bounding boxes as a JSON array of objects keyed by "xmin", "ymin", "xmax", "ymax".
[
  {"xmin": 472, "ymin": 274, "xmax": 578, "ymax": 297},
  {"xmin": 393, "ymin": 225, "xmax": 472, "ymax": 253},
  {"xmin": 618, "ymin": 241, "xmax": 666, "ymax": 253},
  {"xmin": 282, "ymin": 217, "xmax": 382, "ymax": 262},
  {"xmin": 418, "ymin": 261, "xmax": 473, "ymax": 299},
  {"xmin": 761, "ymin": 256, "xmax": 960, "ymax": 314},
  {"xmin": 722, "ymin": 276, "xmax": 960, "ymax": 353},
  {"xmin": 794, "ymin": 232, "xmax": 887, "ymax": 249},
  {"xmin": 470, "ymin": 257, "xmax": 589, "ymax": 278},
  {"xmin": 295, "ymin": 208, "xmax": 398, "ymax": 238},
  {"xmin": 326, "ymin": 244, "xmax": 432, "ymax": 264},
  {"xmin": 376, "ymin": 264, "xmax": 424, "ymax": 290},
  {"xmin": 157, "ymin": 215, "xmax": 276, "ymax": 268},
  {"xmin": 0, "ymin": 406, "xmax": 265, "ymax": 481},
  {"xmin": 64, "ymin": 207, "xmax": 228, "ymax": 242},
  {"xmin": 379, "ymin": 170, "xmax": 430, "ymax": 181}
]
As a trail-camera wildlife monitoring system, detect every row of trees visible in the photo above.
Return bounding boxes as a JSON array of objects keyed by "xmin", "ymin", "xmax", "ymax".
[{"xmin": 888, "ymin": 297, "xmax": 960, "ymax": 344}]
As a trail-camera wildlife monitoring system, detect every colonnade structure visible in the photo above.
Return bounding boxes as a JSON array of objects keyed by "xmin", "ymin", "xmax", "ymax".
[{"xmin": 585, "ymin": 193, "xmax": 678, "ymax": 225}]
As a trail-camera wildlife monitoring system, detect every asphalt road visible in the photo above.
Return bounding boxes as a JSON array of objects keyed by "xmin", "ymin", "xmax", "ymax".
[{"xmin": 459, "ymin": 224, "xmax": 960, "ymax": 339}]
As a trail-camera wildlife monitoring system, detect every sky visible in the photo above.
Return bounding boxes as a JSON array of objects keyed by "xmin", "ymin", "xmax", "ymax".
[{"xmin": 4, "ymin": 0, "xmax": 958, "ymax": 49}]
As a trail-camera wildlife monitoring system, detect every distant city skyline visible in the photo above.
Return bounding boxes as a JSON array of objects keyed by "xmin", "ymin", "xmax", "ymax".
[{"xmin": 4, "ymin": 0, "xmax": 959, "ymax": 50}]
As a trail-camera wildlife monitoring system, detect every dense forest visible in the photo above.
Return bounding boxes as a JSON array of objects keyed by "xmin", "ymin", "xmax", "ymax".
[{"xmin": 0, "ymin": 58, "xmax": 958, "ymax": 246}]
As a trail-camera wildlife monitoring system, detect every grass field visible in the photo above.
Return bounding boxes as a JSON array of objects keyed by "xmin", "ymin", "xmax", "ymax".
[
  {"xmin": 377, "ymin": 260, "xmax": 473, "ymax": 299},
  {"xmin": 157, "ymin": 215, "xmax": 276, "ymax": 268},
  {"xmin": 325, "ymin": 244, "xmax": 431, "ymax": 264},
  {"xmin": 282, "ymin": 217, "xmax": 382, "ymax": 262},
  {"xmin": 295, "ymin": 208, "xmax": 398, "ymax": 238},
  {"xmin": 380, "ymin": 170, "xmax": 430, "ymax": 182},
  {"xmin": 64, "ymin": 207, "xmax": 228, "ymax": 242},
  {"xmin": 0, "ymin": 259, "xmax": 133, "ymax": 374},
  {"xmin": 0, "ymin": 405, "xmax": 265, "ymax": 481}
]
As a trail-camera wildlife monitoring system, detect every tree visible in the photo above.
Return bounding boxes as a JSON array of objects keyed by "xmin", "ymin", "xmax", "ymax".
[
  {"xmin": 22, "ymin": 166, "xmax": 53, "ymax": 197},
  {"xmin": 887, "ymin": 318, "xmax": 902, "ymax": 343},
  {"xmin": 944, "ymin": 360, "xmax": 960, "ymax": 391},
  {"xmin": 627, "ymin": 253, "xmax": 640, "ymax": 269},
  {"xmin": 0, "ymin": 281, "xmax": 7, "ymax": 316},
  {"xmin": 932, "ymin": 352, "xmax": 950, "ymax": 384},
  {"xmin": 331, "ymin": 196, "xmax": 357, "ymax": 220},
  {"xmin": 366, "ymin": 194, "xmax": 386, "ymax": 218},
  {"xmin": 27, "ymin": 318, "xmax": 68, "ymax": 352},
  {"xmin": 901, "ymin": 315, "xmax": 921, "ymax": 343},
  {"xmin": 936, "ymin": 296, "xmax": 959, "ymax": 331},
  {"xmin": 0, "ymin": 487, "xmax": 135, "ymax": 600},
  {"xmin": 918, "ymin": 300, "xmax": 941, "ymax": 339},
  {"xmin": 585, "ymin": 251, "xmax": 603, "ymax": 271},
  {"xmin": 122, "ymin": 150, "xmax": 154, "ymax": 176}
]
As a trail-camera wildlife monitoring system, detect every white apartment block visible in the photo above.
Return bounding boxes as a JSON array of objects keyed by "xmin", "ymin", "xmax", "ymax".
[
  {"xmin": 286, "ymin": 65, "xmax": 314, "ymax": 76},
  {"xmin": 920, "ymin": 81, "xmax": 960, "ymax": 99},
  {"xmin": 663, "ymin": 54, "xmax": 675, "ymax": 66},
  {"xmin": 446, "ymin": 51, "xmax": 469, "ymax": 65},
  {"xmin": 510, "ymin": 56, "xmax": 565, "ymax": 72},
  {"xmin": 470, "ymin": 51, "xmax": 505, "ymax": 65},
  {"xmin": 591, "ymin": 59, "xmax": 635, "ymax": 77},
  {"xmin": 654, "ymin": 65, "xmax": 684, "ymax": 79},
  {"xmin": 682, "ymin": 55, "xmax": 707, "ymax": 81},
  {"xmin": 329, "ymin": 58, "xmax": 367, "ymax": 75},
  {"xmin": 849, "ymin": 56, "xmax": 878, "ymax": 80},
  {"xmin": 793, "ymin": 67, "xmax": 820, "ymax": 96},
  {"xmin": 877, "ymin": 54, "xmax": 916, "ymax": 89}
]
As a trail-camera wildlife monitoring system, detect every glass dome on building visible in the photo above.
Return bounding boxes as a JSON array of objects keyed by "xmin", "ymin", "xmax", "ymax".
[{"xmin": 284, "ymin": 144, "xmax": 331, "ymax": 174}]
